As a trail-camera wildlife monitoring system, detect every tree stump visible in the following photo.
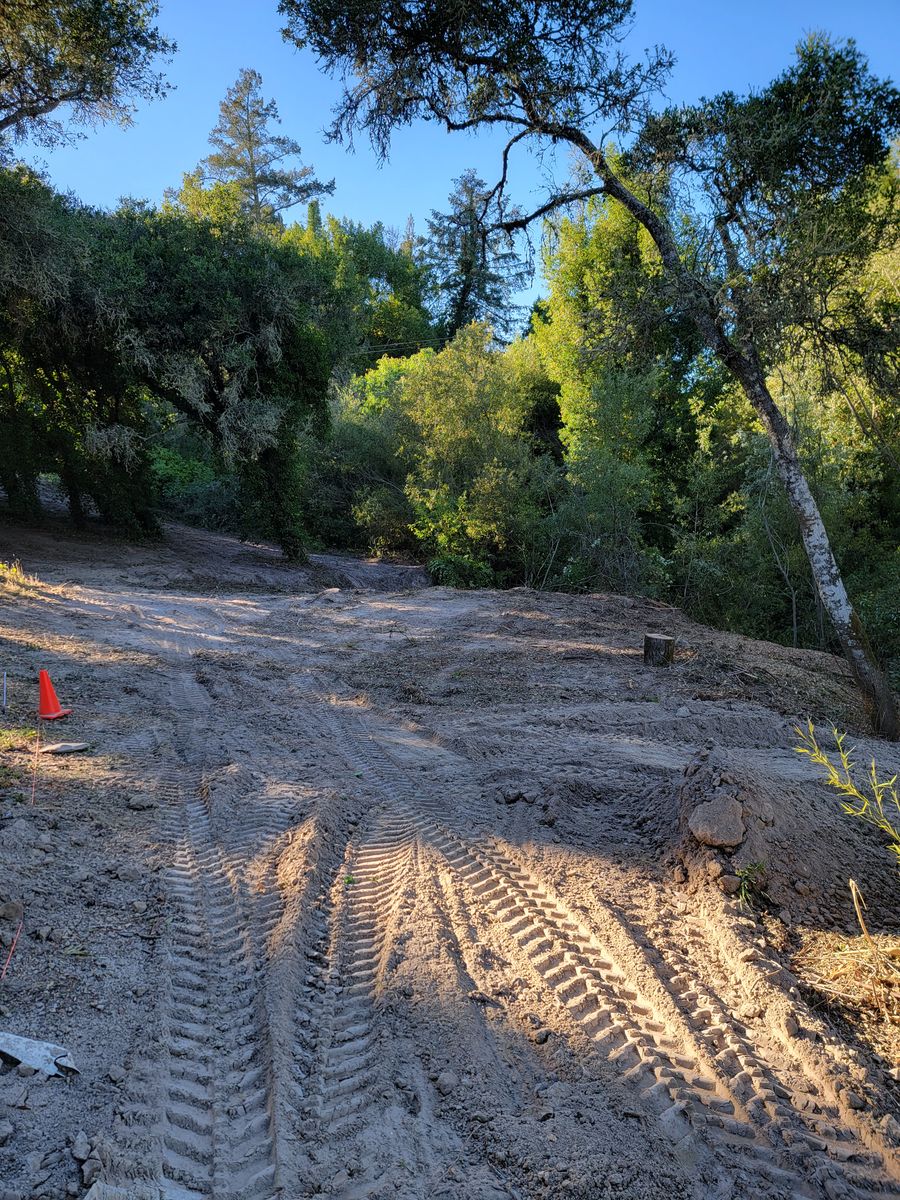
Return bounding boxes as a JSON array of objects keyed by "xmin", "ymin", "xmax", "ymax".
[{"xmin": 644, "ymin": 633, "xmax": 674, "ymax": 667}]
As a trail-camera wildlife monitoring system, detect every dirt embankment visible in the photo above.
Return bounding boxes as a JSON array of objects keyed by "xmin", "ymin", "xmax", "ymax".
[{"xmin": 0, "ymin": 518, "xmax": 897, "ymax": 1200}]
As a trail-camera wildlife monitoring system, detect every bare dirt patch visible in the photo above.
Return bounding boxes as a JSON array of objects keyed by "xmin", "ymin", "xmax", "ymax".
[{"xmin": 0, "ymin": 519, "xmax": 897, "ymax": 1199}]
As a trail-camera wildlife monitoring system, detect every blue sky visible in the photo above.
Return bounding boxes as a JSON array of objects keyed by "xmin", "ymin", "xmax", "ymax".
[{"xmin": 21, "ymin": 0, "xmax": 900, "ymax": 276}]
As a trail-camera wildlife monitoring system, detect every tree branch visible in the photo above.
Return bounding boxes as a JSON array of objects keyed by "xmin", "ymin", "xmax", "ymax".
[{"xmin": 496, "ymin": 185, "xmax": 607, "ymax": 232}]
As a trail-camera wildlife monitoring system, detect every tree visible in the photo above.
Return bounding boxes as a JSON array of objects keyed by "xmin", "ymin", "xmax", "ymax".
[
  {"xmin": 423, "ymin": 169, "xmax": 528, "ymax": 340},
  {"xmin": 0, "ymin": 162, "xmax": 339, "ymax": 556},
  {"xmin": 0, "ymin": 0, "xmax": 173, "ymax": 150},
  {"xmin": 112, "ymin": 201, "xmax": 334, "ymax": 556},
  {"xmin": 0, "ymin": 169, "xmax": 158, "ymax": 531},
  {"xmin": 200, "ymin": 67, "xmax": 333, "ymax": 227},
  {"xmin": 281, "ymin": 2, "xmax": 900, "ymax": 738},
  {"xmin": 284, "ymin": 211, "xmax": 436, "ymax": 365}
]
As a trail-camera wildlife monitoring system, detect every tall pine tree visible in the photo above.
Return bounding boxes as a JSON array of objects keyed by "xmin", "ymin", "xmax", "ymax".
[
  {"xmin": 423, "ymin": 170, "xmax": 528, "ymax": 341},
  {"xmin": 201, "ymin": 67, "xmax": 333, "ymax": 227}
]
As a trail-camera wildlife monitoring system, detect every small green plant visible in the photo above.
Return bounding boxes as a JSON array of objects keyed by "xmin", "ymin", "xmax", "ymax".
[
  {"xmin": 344, "ymin": 874, "xmax": 356, "ymax": 886},
  {"xmin": 795, "ymin": 721, "xmax": 900, "ymax": 870},
  {"xmin": 0, "ymin": 727, "xmax": 37, "ymax": 752},
  {"xmin": 735, "ymin": 861, "xmax": 769, "ymax": 910},
  {"xmin": 0, "ymin": 559, "xmax": 38, "ymax": 587}
]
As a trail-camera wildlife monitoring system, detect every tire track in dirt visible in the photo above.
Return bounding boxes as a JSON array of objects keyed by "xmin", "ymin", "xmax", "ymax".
[
  {"xmin": 418, "ymin": 820, "xmax": 811, "ymax": 1194},
  {"xmin": 156, "ymin": 772, "xmax": 279, "ymax": 1200},
  {"xmin": 611, "ymin": 888, "xmax": 895, "ymax": 1198},
  {"xmin": 81, "ymin": 600, "xmax": 895, "ymax": 1200},
  {"xmin": 301, "ymin": 686, "xmax": 897, "ymax": 1199},
  {"xmin": 307, "ymin": 809, "xmax": 417, "ymax": 1135},
  {"xmin": 103, "ymin": 622, "xmax": 285, "ymax": 1198}
]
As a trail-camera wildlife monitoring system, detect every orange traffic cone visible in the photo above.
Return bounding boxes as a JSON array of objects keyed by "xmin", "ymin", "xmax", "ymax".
[{"xmin": 38, "ymin": 670, "xmax": 71, "ymax": 720}]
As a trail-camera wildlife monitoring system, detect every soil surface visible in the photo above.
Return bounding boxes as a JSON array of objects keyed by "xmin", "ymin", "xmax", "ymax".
[{"xmin": 0, "ymin": 518, "xmax": 898, "ymax": 1200}]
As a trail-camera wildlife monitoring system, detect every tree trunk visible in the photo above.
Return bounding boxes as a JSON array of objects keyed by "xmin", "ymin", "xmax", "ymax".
[
  {"xmin": 644, "ymin": 634, "xmax": 675, "ymax": 667},
  {"xmin": 733, "ymin": 358, "xmax": 899, "ymax": 739},
  {"xmin": 580, "ymin": 150, "xmax": 900, "ymax": 739}
]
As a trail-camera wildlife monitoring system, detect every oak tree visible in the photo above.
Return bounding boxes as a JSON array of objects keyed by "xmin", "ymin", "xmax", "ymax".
[{"xmin": 0, "ymin": 0, "xmax": 173, "ymax": 150}]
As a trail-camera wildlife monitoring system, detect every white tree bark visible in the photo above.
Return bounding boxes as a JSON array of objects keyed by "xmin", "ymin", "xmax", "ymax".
[{"xmin": 582, "ymin": 146, "xmax": 900, "ymax": 739}]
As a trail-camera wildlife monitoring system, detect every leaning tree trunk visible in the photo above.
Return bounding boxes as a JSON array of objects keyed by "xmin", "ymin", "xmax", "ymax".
[
  {"xmin": 579, "ymin": 151, "xmax": 899, "ymax": 737},
  {"xmin": 734, "ymin": 359, "xmax": 900, "ymax": 740}
]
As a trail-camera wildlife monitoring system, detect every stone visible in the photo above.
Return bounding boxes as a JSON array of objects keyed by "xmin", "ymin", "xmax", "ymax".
[
  {"xmin": 0, "ymin": 900, "xmax": 24, "ymax": 925},
  {"xmin": 107, "ymin": 1066, "xmax": 126, "ymax": 1085},
  {"xmin": 688, "ymin": 796, "xmax": 745, "ymax": 848},
  {"xmin": 81, "ymin": 1157, "xmax": 102, "ymax": 1187},
  {"xmin": 436, "ymin": 1070, "xmax": 459, "ymax": 1096},
  {"xmin": 0, "ymin": 819, "xmax": 33, "ymax": 846},
  {"xmin": 71, "ymin": 1131, "xmax": 90, "ymax": 1162},
  {"xmin": 844, "ymin": 1090, "xmax": 865, "ymax": 1111},
  {"xmin": 719, "ymin": 874, "xmax": 741, "ymax": 895},
  {"xmin": 782, "ymin": 1015, "xmax": 800, "ymax": 1038},
  {"xmin": 706, "ymin": 860, "xmax": 724, "ymax": 879},
  {"xmin": 675, "ymin": 706, "xmax": 690, "ymax": 718},
  {"xmin": 126, "ymin": 797, "xmax": 155, "ymax": 812},
  {"xmin": 880, "ymin": 1114, "xmax": 900, "ymax": 1144},
  {"xmin": 116, "ymin": 866, "xmax": 141, "ymax": 883},
  {"xmin": 0, "ymin": 1120, "xmax": 12, "ymax": 1146},
  {"xmin": 132, "ymin": 901, "xmax": 147, "ymax": 915}
]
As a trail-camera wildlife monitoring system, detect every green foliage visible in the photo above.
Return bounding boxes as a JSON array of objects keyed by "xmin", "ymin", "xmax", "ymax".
[
  {"xmin": 395, "ymin": 326, "xmax": 565, "ymax": 586},
  {"xmin": 195, "ymin": 67, "xmax": 333, "ymax": 228},
  {"xmin": 0, "ymin": 166, "xmax": 337, "ymax": 554},
  {"xmin": 149, "ymin": 446, "xmax": 240, "ymax": 531},
  {"xmin": 0, "ymin": 0, "xmax": 173, "ymax": 151},
  {"xmin": 283, "ymin": 211, "xmax": 437, "ymax": 366},
  {"xmin": 300, "ymin": 327, "xmax": 570, "ymax": 584},
  {"xmin": 634, "ymin": 35, "xmax": 900, "ymax": 373},
  {"xmin": 734, "ymin": 862, "xmax": 769, "ymax": 911},
  {"xmin": 0, "ymin": 168, "xmax": 158, "ymax": 532},
  {"xmin": 796, "ymin": 722, "xmax": 900, "ymax": 873}
]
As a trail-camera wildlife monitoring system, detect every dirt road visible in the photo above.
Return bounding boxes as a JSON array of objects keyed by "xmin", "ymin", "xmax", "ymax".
[{"xmin": 0, "ymin": 521, "xmax": 898, "ymax": 1199}]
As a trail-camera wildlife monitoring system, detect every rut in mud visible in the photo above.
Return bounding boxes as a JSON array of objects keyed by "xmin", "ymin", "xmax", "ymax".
[{"xmin": 0, "ymin": 521, "xmax": 898, "ymax": 1200}]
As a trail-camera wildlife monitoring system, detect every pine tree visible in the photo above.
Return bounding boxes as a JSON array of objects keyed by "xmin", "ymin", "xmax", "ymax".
[
  {"xmin": 423, "ymin": 170, "xmax": 528, "ymax": 341},
  {"xmin": 201, "ymin": 67, "xmax": 333, "ymax": 226}
]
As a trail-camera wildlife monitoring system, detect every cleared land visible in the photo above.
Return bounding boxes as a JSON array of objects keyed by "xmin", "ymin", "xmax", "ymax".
[{"xmin": 0, "ymin": 519, "xmax": 898, "ymax": 1200}]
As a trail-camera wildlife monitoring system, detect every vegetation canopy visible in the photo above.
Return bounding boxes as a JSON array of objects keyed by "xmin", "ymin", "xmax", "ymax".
[
  {"xmin": 281, "ymin": 0, "xmax": 900, "ymax": 737},
  {"xmin": 0, "ymin": 0, "xmax": 174, "ymax": 150}
]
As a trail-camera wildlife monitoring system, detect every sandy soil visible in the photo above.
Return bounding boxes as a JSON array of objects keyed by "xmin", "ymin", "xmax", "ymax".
[{"xmin": 0, "ymin": 518, "xmax": 898, "ymax": 1200}]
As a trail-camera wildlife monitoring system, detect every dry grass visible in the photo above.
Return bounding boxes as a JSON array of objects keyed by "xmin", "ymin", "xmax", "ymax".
[
  {"xmin": 793, "ymin": 928, "xmax": 900, "ymax": 1067},
  {"xmin": 0, "ymin": 558, "xmax": 41, "ymax": 593}
]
